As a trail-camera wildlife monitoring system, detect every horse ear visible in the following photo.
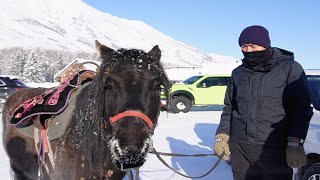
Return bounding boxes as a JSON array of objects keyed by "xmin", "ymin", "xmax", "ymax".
[
  {"xmin": 148, "ymin": 45, "xmax": 161, "ymax": 62},
  {"xmin": 95, "ymin": 40, "xmax": 114, "ymax": 59}
]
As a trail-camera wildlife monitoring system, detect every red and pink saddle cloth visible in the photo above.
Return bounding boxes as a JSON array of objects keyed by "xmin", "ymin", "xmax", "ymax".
[{"xmin": 10, "ymin": 70, "xmax": 96, "ymax": 129}]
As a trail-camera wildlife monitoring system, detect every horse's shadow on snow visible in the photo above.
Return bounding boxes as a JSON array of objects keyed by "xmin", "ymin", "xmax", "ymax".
[{"xmin": 166, "ymin": 123, "xmax": 233, "ymax": 180}]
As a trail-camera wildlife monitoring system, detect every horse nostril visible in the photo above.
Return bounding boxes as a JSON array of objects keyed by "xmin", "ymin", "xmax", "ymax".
[
  {"xmin": 117, "ymin": 145, "xmax": 145, "ymax": 165},
  {"xmin": 127, "ymin": 146, "xmax": 139, "ymax": 154}
]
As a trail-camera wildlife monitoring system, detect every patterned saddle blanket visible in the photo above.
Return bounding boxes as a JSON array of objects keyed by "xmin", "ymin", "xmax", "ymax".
[
  {"xmin": 17, "ymin": 81, "xmax": 92, "ymax": 140},
  {"xmin": 10, "ymin": 70, "xmax": 96, "ymax": 130}
]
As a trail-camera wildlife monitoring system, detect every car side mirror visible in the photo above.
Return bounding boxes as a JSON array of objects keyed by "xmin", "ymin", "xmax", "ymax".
[{"xmin": 202, "ymin": 83, "xmax": 206, "ymax": 88}]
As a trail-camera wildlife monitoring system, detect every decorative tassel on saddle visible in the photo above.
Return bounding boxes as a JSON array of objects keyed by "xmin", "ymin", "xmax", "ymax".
[{"xmin": 37, "ymin": 119, "xmax": 50, "ymax": 179}]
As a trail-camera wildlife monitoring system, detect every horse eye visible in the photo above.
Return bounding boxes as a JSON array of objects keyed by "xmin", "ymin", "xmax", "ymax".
[
  {"xmin": 105, "ymin": 82, "xmax": 114, "ymax": 90},
  {"xmin": 154, "ymin": 83, "xmax": 161, "ymax": 91}
]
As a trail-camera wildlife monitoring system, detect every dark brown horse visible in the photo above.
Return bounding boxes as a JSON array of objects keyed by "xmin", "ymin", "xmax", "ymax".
[{"xmin": 2, "ymin": 40, "xmax": 170, "ymax": 180}]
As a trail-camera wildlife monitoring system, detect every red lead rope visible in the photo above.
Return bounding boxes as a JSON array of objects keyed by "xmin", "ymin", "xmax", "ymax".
[{"xmin": 110, "ymin": 110, "xmax": 153, "ymax": 129}]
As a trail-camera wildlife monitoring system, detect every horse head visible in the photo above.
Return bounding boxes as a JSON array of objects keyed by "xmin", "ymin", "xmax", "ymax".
[{"xmin": 94, "ymin": 40, "xmax": 170, "ymax": 170}]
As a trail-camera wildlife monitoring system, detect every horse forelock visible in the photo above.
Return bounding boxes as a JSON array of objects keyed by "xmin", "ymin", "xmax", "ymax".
[{"xmin": 100, "ymin": 49, "xmax": 164, "ymax": 76}]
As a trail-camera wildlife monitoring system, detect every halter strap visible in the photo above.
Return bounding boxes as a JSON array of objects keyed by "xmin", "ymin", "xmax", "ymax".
[{"xmin": 110, "ymin": 110, "xmax": 153, "ymax": 129}]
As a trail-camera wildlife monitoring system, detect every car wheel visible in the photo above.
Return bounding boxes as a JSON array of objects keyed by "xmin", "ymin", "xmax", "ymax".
[
  {"xmin": 169, "ymin": 96, "xmax": 192, "ymax": 113},
  {"xmin": 303, "ymin": 163, "xmax": 320, "ymax": 180}
]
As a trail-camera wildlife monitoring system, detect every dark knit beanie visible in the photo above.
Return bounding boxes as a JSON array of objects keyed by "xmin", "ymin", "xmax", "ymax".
[{"xmin": 238, "ymin": 25, "xmax": 271, "ymax": 48}]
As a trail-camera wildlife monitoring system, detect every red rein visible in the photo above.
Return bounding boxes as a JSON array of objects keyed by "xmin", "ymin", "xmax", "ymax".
[{"xmin": 110, "ymin": 110, "xmax": 153, "ymax": 129}]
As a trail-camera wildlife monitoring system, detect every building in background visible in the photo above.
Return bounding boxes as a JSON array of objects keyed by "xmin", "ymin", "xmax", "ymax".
[{"xmin": 54, "ymin": 58, "xmax": 101, "ymax": 82}]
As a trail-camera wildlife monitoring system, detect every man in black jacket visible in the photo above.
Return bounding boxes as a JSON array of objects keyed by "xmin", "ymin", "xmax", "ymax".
[{"xmin": 214, "ymin": 25, "xmax": 313, "ymax": 180}]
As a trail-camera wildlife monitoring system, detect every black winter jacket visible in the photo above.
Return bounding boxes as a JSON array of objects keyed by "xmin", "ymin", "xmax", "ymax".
[{"xmin": 216, "ymin": 48, "xmax": 313, "ymax": 147}]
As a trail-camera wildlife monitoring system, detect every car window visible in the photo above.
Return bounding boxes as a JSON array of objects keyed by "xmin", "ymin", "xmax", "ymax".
[
  {"xmin": 182, "ymin": 76, "xmax": 203, "ymax": 84},
  {"xmin": 218, "ymin": 77, "xmax": 231, "ymax": 86},
  {"xmin": 307, "ymin": 75, "xmax": 320, "ymax": 111},
  {"xmin": 0, "ymin": 79, "xmax": 5, "ymax": 86},
  {"xmin": 13, "ymin": 79, "xmax": 27, "ymax": 86},
  {"xmin": 199, "ymin": 77, "xmax": 219, "ymax": 87},
  {"xmin": 198, "ymin": 77, "xmax": 230, "ymax": 87}
]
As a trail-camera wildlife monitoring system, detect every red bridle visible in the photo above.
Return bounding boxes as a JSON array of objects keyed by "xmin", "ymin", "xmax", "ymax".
[{"xmin": 110, "ymin": 110, "xmax": 153, "ymax": 129}]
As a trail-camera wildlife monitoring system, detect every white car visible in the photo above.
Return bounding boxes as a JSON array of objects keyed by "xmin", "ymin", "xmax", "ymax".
[{"xmin": 295, "ymin": 70, "xmax": 320, "ymax": 180}]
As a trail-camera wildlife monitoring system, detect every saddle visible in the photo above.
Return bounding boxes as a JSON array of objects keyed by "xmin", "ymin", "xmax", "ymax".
[{"xmin": 11, "ymin": 70, "xmax": 96, "ymax": 140}]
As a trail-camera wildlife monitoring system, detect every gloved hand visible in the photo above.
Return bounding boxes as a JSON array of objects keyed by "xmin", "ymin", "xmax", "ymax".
[
  {"xmin": 214, "ymin": 133, "xmax": 230, "ymax": 160},
  {"xmin": 286, "ymin": 144, "xmax": 307, "ymax": 168}
]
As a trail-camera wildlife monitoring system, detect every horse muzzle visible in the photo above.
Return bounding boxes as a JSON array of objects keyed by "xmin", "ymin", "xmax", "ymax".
[
  {"xmin": 114, "ymin": 153, "xmax": 146, "ymax": 171},
  {"xmin": 109, "ymin": 137, "xmax": 152, "ymax": 171}
]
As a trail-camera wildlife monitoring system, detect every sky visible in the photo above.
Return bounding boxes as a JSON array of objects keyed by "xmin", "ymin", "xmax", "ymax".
[{"xmin": 82, "ymin": 0, "xmax": 320, "ymax": 69}]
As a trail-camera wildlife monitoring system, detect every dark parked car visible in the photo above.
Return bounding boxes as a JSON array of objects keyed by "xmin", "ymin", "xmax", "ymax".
[
  {"xmin": 294, "ymin": 70, "xmax": 320, "ymax": 180},
  {"xmin": 0, "ymin": 75, "xmax": 29, "ymax": 109}
]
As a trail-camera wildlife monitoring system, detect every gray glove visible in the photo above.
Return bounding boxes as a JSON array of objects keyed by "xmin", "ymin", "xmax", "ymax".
[
  {"xmin": 214, "ymin": 133, "xmax": 230, "ymax": 160},
  {"xmin": 286, "ymin": 144, "xmax": 307, "ymax": 168}
]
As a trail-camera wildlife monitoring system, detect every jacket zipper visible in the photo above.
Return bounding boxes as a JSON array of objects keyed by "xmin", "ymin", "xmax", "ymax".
[
  {"xmin": 261, "ymin": 77, "xmax": 264, "ymax": 97},
  {"xmin": 246, "ymin": 75, "xmax": 251, "ymax": 144}
]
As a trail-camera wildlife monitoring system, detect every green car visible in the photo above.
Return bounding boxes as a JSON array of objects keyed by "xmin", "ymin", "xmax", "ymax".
[{"xmin": 162, "ymin": 74, "xmax": 231, "ymax": 113}]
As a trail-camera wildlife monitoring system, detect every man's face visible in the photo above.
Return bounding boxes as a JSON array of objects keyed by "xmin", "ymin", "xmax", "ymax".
[{"xmin": 241, "ymin": 44, "xmax": 266, "ymax": 52}]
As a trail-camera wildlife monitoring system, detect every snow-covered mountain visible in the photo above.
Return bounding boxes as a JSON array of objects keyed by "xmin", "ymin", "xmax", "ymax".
[
  {"xmin": 0, "ymin": 0, "xmax": 217, "ymax": 67},
  {"xmin": 208, "ymin": 53, "xmax": 240, "ymax": 64}
]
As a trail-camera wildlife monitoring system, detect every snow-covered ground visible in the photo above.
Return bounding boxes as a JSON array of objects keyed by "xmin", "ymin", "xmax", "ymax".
[{"xmin": 139, "ymin": 110, "xmax": 233, "ymax": 180}]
